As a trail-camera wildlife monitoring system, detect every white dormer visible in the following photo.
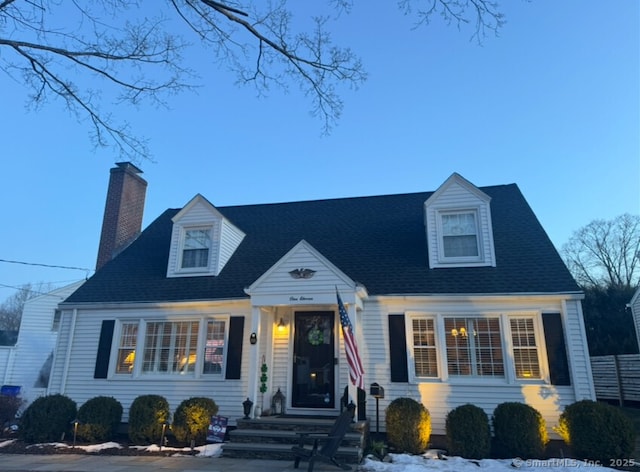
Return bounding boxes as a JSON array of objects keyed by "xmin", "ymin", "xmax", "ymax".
[
  {"xmin": 424, "ymin": 173, "xmax": 496, "ymax": 269},
  {"xmin": 167, "ymin": 194, "xmax": 245, "ymax": 277}
]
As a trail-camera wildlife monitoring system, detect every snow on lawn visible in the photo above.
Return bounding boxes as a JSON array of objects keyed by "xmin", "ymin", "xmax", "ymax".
[
  {"xmin": 0, "ymin": 440, "xmax": 621, "ymax": 470},
  {"xmin": 360, "ymin": 451, "xmax": 620, "ymax": 471},
  {"xmin": 0, "ymin": 439, "xmax": 224, "ymax": 457}
]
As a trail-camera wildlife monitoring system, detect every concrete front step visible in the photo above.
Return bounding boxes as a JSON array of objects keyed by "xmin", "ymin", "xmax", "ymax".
[
  {"xmin": 221, "ymin": 441, "xmax": 362, "ymax": 463},
  {"xmin": 223, "ymin": 416, "xmax": 368, "ymax": 463},
  {"xmin": 230, "ymin": 428, "xmax": 363, "ymax": 448}
]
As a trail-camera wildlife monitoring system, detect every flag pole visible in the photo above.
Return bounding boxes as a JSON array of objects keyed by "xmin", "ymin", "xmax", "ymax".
[{"xmin": 336, "ymin": 286, "xmax": 365, "ymax": 420}]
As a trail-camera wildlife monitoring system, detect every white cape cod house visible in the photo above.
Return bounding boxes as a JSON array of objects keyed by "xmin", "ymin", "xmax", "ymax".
[{"xmin": 48, "ymin": 163, "xmax": 595, "ymax": 436}]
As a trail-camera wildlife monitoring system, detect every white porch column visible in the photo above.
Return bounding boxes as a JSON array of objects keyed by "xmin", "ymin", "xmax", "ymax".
[
  {"xmin": 345, "ymin": 300, "xmax": 363, "ymax": 418},
  {"xmin": 246, "ymin": 305, "xmax": 262, "ymax": 413}
]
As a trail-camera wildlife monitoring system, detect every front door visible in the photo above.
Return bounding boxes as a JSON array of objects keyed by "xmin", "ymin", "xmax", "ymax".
[{"xmin": 292, "ymin": 311, "xmax": 336, "ymax": 408}]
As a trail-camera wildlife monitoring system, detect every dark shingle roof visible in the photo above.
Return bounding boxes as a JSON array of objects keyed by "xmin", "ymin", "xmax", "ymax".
[{"xmin": 64, "ymin": 184, "xmax": 580, "ymax": 304}]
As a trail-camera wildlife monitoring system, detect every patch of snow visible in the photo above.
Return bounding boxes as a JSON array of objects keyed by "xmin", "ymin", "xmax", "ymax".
[{"xmin": 360, "ymin": 451, "xmax": 620, "ymax": 471}]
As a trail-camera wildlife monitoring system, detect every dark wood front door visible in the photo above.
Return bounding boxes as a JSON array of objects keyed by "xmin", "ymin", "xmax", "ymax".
[{"xmin": 292, "ymin": 311, "xmax": 336, "ymax": 408}]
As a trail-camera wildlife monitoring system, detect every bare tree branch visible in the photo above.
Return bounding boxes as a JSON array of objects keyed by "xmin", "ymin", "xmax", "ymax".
[
  {"xmin": 562, "ymin": 214, "xmax": 640, "ymax": 289},
  {"xmin": 1, "ymin": 1, "xmax": 507, "ymax": 161}
]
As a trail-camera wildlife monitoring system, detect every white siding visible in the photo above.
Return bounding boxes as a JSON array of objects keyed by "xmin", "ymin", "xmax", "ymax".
[
  {"xmin": 249, "ymin": 241, "xmax": 354, "ymax": 301},
  {"xmin": 631, "ymin": 288, "xmax": 640, "ymax": 354},
  {"xmin": 2, "ymin": 282, "xmax": 83, "ymax": 405},
  {"xmin": 49, "ymin": 302, "xmax": 250, "ymax": 424},
  {"xmin": 424, "ymin": 174, "xmax": 496, "ymax": 269},
  {"xmin": 218, "ymin": 219, "xmax": 245, "ymax": 273},
  {"xmin": 167, "ymin": 195, "xmax": 245, "ymax": 278},
  {"xmin": 563, "ymin": 299, "xmax": 595, "ymax": 400},
  {"xmin": 360, "ymin": 295, "xmax": 592, "ymax": 437}
]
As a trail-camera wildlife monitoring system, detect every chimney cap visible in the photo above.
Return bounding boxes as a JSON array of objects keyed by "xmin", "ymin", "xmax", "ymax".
[{"xmin": 115, "ymin": 162, "xmax": 143, "ymax": 174}]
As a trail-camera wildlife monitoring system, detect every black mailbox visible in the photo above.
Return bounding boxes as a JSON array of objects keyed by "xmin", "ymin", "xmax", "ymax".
[{"xmin": 370, "ymin": 382, "xmax": 384, "ymax": 399}]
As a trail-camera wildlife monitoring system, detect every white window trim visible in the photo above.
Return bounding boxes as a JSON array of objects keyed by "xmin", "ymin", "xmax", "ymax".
[
  {"xmin": 111, "ymin": 319, "xmax": 141, "ymax": 377},
  {"xmin": 177, "ymin": 225, "xmax": 214, "ymax": 274},
  {"xmin": 436, "ymin": 208, "xmax": 483, "ymax": 265},
  {"xmin": 406, "ymin": 313, "xmax": 440, "ymax": 382},
  {"xmin": 503, "ymin": 313, "xmax": 549, "ymax": 383},
  {"xmin": 110, "ymin": 315, "xmax": 230, "ymax": 380},
  {"xmin": 406, "ymin": 312, "xmax": 549, "ymax": 385}
]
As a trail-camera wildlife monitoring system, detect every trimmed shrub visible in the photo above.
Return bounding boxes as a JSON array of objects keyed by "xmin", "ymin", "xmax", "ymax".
[
  {"xmin": 385, "ymin": 397, "xmax": 431, "ymax": 454},
  {"xmin": 172, "ymin": 397, "xmax": 218, "ymax": 446},
  {"xmin": 556, "ymin": 400, "xmax": 635, "ymax": 463},
  {"xmin": 76, "ymin": 396, "xmax": 123, "ymax": 443},
  {"xmin": 128, "ymin": 394, "xmax": 170, "ymax": 445},
  {"xmin": 19, "ymin": 394, "xmax": 77, "ymax": 443},
  {"xmin": 445, "ymin": 404, "xmax": 490, "ymax": 459},
  {"xmin": 492, "ymin": 402, "xmax": 548, "ymax": 459}
]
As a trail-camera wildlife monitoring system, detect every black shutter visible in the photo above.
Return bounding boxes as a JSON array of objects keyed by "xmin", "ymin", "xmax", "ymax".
[
  {"xmin": 225, "ymin": 316, "xmax": 244, "ymax": 380},
  {"xmin": 94, "ymin": 320, "xmax": 115, "ymax": 379},
  {"xmin": 389, "ymin": 314, "xmax": 409, "ymax": 382},
  {"xmin": 542, "ymin": 313, "xmax": 571, "ymax": 386}
]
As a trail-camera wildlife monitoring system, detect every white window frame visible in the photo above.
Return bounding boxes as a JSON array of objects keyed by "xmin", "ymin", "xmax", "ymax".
[
  {"xmin": 141, "ymin": 320, "xmax": 200, "ymax": 375},
  {"xmin": 505, "ymin": 314, "xmax": 545, "ymax": 381},
  {"xmin": 178, "ymin": 226, "xmax": 213, "ymax": 272},
  {"xmin": 114, "ymin": 321, "xmax": 140, "ymax": 375},
  {"xmin": 436, "ymin": 209, "xmax": 483, "ymax": 264},
  {"xmin": 51, "ymin": 309, "xmax": 61, "ymax": 332},
  {"xmin": 111, "ymin": 316, "xmax": 229, "ymax": 379},
  {"xmin": 202, "ymin": 319, "xmax": 228, "ymax": 376},
  {"xmin": 443, "ymin": 316, "xmax": 505, "ymax": 379},
  {"xmin": 407, "ymin": 312, "xmax": 547, "ymax": 385},
  {"xmin": 410, "ymin": 317, "xmax": 439, "ymax": 379}
]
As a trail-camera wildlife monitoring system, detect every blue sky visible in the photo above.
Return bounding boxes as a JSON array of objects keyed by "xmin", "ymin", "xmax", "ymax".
[{"xmin": 0, "ymin": 1, "xmax": 638, "ymax": 301}]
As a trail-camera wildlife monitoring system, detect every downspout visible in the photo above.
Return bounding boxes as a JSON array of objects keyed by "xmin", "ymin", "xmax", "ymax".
[{"xmin": 60, "ymin": 308, "xmax": 78, "ymax": 395}]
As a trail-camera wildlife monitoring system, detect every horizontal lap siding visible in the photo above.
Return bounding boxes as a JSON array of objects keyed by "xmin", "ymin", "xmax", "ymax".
[
  {"xmin": 53, "ymin": 305, "xmax": 249, "ymax": 424},
  {"xmin": 361, "ymin": 297, "xmax": 585, "ymax": 437},
  {"xmin": 563, "ymin": 300, "xmax": 595, "ymax": 399}
]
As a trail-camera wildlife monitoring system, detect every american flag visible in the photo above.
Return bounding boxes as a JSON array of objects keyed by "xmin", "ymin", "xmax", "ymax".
[{"xmin": 337, "ymin": 290, "xmax": 365, "ymax": 390}]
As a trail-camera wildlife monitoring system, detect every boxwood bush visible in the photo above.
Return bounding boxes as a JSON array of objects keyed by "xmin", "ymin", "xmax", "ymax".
[
  {"xmin": 556, "ymin": 400, "xmax": 635, "ymax": 463},
  {"xmin": 445, "ymin": 404, "xmax": 491, "ymax": 459},
  {"xmin": 128, "ymin": 394, "xmax": 170, "ymax": 445},
  {"xmin": 172, "ymin": 397, "xmax": 218, "ymax": 446},
  {"xmin": 76, "ymin": 396, "xmax": 123, "ymax": 443},
  {"xmin": 19, "ymin": 394, "xmax": 77, "ymax": 443},
  {"xmin": 385, "ymin": 397, "xmax": 431, "ymax": 454},
  {"xmin": 492, "ymin": 402, "xmax": 548, "ymax": 459}
]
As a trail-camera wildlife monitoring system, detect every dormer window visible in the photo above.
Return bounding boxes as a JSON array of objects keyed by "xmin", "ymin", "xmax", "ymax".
[
  {"xmin": 167, "ymin": 195, "xmax": 245, "ymax": 278},
  {"xmin": 181, "ymin": 228, "xmax": 212, "ymax": 269},
  {"xmin": 440, "ymin": 211, "xmax": 480, "ymax": 259},
  {"xmin": 424, "ymin": 173, "xmax": 496, "ymax": 269}
]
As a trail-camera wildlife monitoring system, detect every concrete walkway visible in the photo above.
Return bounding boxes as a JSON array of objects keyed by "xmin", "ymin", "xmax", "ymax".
[{"xmin": 1, "ymin": 454, "xmax": 363, "ymax": 472}]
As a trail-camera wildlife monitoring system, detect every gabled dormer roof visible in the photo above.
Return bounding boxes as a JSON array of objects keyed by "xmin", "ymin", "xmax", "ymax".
[
  {"xmin": 424, "ymin": 172, "xmax": 497, "ymax": 269},
  {"xmin": 166, "ymin": 194, "xmax": 245, "ymax": 278},
  {"xmin": 64, "ymin": 178, "xmax": 580, "ymax": 305},
  {"xmin": 425, "ymin": 172, "xmax": 491, "ymax": 205}
]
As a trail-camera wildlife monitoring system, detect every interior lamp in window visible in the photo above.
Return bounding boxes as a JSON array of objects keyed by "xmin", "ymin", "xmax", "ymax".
[
  {"xmin": 451, "ymin": 327, "xmax": 468, "ymax": 337},
  {"xmin": 124, "ymin": 351, "xmax": 135, "ymax": 371}
]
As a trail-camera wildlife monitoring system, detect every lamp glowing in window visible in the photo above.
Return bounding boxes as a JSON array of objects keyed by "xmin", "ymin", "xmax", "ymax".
[
  {"xmin": 451, "ymin": 327, "xmax": 469, "ymax": 337},
  {"xmin": 124, "ymin": 351, "xmax": 135, "ymax": 365}
]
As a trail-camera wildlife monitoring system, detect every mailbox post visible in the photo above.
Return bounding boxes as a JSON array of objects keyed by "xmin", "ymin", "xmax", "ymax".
[{"xmin": 369, "ymin": 382, "xmax": 385, "ymax": 439}]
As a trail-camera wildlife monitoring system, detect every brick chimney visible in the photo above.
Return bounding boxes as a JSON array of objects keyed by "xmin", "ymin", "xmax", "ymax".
[{"xmin": 96, "ymin": 162, "xmax": 147, "ymax": 270}]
